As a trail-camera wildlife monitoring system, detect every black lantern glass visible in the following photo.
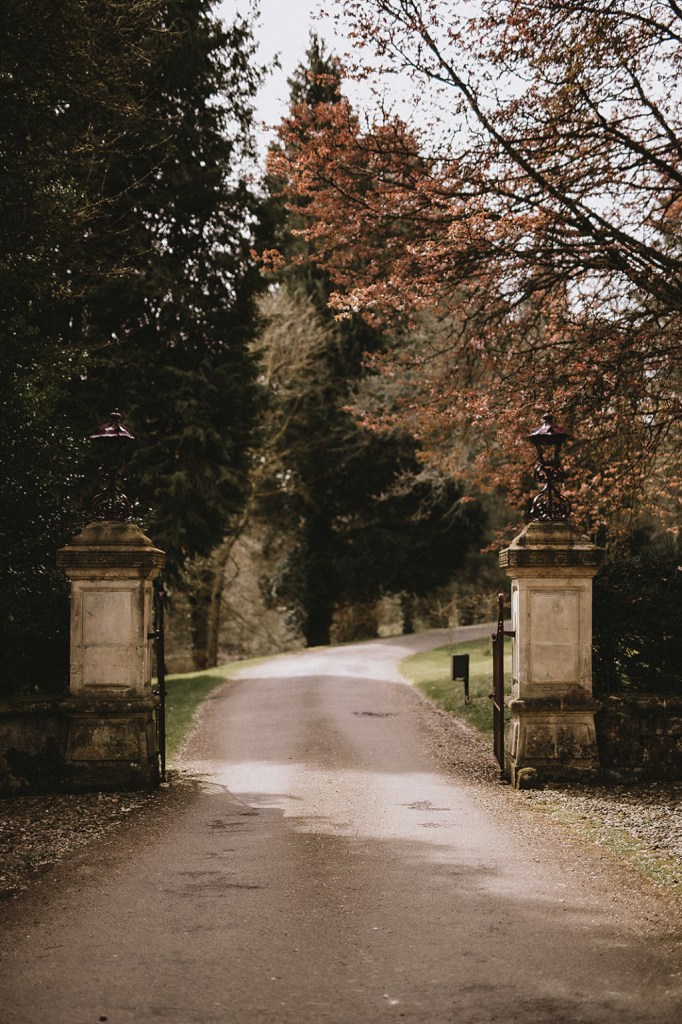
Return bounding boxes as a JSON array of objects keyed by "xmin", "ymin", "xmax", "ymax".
[
  {"xmin": 527, "ymin": 412, "xmax": 571, "ymax": 521},
  {"xmin": 89, "ymin": 410, "xmax": 135, "ymax": 521}
]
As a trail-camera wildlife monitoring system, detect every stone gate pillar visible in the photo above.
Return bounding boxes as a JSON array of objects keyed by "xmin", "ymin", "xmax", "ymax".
[
  {"xmin": 57, "ymin": 520, "xmax": 165, "ymax": 790},
  {"xmin": 499, "ymin": 519, "xmax": 603, "ymax": 786}
]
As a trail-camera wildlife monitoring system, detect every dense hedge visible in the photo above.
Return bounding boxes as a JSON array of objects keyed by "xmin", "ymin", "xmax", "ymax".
[{"xmin": 592, "ymin": 547, "xmax": 681, "ymax": 697}]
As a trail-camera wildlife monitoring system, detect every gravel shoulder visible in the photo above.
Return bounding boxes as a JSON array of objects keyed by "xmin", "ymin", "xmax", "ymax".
[
  {"xmin": 415, "ymin": 695, "xmax": 682, "ymax": 899},
  {"xmin": 0, "ymin": 789, "xmax": 157, "ymax": 898},
  {"xmin": 2, "ymin": 668, "xmax": 681, "ymax": 903}
]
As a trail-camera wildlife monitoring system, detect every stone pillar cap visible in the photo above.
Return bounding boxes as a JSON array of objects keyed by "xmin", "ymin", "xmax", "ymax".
[
  {"xmin": 57, "ymin": 520, "xmax": 165, "ymax": 577},
  {"xmin": 499, "ymin": 520, "xmax": 604, "ymax": 570},
  {"xmin": 64, "ymin": 520, "xmax": 158, "ymax": 549}
]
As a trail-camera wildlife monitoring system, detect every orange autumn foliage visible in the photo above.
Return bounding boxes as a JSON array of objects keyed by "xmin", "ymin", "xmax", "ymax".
[{"xmin": 270, "ymin": 1, "xmax": 682, "ymax": 541}]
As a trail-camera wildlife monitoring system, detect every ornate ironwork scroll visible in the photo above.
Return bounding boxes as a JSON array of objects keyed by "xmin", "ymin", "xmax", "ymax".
[
  {"xmin": 528, "ymin": 412, "xmax": 571, "ymax": 522},
  {"xmin": 90, "ymin": 410, "xmax": 135, "ymax": 522}
]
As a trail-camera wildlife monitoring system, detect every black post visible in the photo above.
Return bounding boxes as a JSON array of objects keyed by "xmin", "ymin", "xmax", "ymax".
[
  {"xmin": 156, "ymin": 588, "xmax": 167, "ymax": 783},
  {"xmin": 451, "ymin": 654, "xmax": 470, "ymax": 704},
  {"xmin": 491, "ymin": 593, "xmax": 514, "ymax": 781}
]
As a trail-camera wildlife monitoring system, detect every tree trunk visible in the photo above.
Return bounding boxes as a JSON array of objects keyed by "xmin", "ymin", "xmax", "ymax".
[
  {"xmin": 205, "ymin": 536, "xmax": 240, "ymax": 669},
  {"xmin": 401, "ymin": 592, "xmax": 415, "ymax": 635},
  {"xmin": 186, "ymin": 556, "xmax": 216, "ymax": 670}
]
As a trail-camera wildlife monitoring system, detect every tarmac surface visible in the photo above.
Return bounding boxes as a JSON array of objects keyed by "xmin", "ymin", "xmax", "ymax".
[{"xmin": 1, "ymin": 627, "xmax": 681, "ymax": 1023}]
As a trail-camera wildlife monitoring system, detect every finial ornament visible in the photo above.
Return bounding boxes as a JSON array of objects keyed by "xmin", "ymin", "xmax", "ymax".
[
  {"xmin": 526, "ymin": 412, "xmax": 571, "ymax": 521},
  {"xmin": 89, "ymin": 410, "xmax": 135, "ymax": 521}
]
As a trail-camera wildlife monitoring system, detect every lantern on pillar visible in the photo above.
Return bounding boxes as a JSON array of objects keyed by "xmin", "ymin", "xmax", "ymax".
[
  {"xmin": 527, "ymin": 412, "xmax": 571, "ymax": 521},
  {"xmin": 89, "ymin": 409, "xmax": 135, "ymax": 521}
]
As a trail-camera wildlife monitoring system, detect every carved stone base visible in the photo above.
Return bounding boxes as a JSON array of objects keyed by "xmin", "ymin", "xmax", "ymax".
[
  {"xmin": 61, "ymin": 697, "xmax": 159, "ymax": 791},
  {"xmin": 507, "ymin": 697, "xmax": 601, "ymax": 787}
]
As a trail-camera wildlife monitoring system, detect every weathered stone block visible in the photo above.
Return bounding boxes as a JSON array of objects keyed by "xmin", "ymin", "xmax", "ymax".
[
  {"xmin": 0, "ymin": 701, "xmax": 70, "ymax": 794},
  {"xmin": 67, "ymin": 717, "xmax": 144, "ymax": 761},
  {"xmin": 501, "ymin": 520, "xmax": 604, "ymax": 784},
  {"xmin": 61, "ymin": 696, "xmax": 159, "ymax": 791},
  {"xmin": 595, "ymin": 695, "xmax": 682, "ymax": 779},
  {"xmin": 54, "ymin": 520, "xmax": 165, "ymax": 791}
]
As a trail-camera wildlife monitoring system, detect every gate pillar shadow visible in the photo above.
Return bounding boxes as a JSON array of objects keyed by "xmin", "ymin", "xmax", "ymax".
[{"xmin": 499, "ymin": 520, "xmax": 604, "ymax": 787}]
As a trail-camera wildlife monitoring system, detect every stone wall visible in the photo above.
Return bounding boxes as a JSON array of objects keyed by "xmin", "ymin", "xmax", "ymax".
[
  {"xmin": 2, "ymin": 691, "xmax": 681, "ymax": 795},
  {"xmin": 0, "ymin": 699, "xmax": 69, "ymax": 794},
  {"xmin": 0, "ymin": 698, "xmax": 160, "ymax": 795},
  {"xmin": 596, "ymin": 695, "xmax": 682, "ymax": 780}
]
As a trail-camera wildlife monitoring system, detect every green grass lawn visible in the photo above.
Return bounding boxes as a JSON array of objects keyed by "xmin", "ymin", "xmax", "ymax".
[{"xmin": 400, "ymin": 637, "xmax": 512, "ymax": 735}]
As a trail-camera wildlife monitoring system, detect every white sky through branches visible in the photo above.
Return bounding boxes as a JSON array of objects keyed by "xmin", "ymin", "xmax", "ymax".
[
  {"xmin": 216, "ymin": 0, "xmax": 419, "ymax": 153},
  {"xmin": 217, "ymin": 1, "xmax": 337, "ymax": 147}
]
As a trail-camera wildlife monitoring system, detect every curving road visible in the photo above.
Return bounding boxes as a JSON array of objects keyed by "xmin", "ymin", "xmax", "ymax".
[{"xmin": 1, "ymin": 628, "xmax": 681, "ymax": 1023}]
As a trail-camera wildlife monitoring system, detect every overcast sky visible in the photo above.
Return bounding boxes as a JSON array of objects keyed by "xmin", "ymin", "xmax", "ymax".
[
  {"xmin": 216, "ymin": 1, "xmax": 424, "ymax": 160},
  {"xmin": 216, "ymin": 1, "xmax": 341, "ymax": 143}
]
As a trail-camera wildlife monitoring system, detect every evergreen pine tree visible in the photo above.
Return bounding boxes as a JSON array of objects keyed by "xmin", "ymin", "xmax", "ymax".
[
  {"xmin": 253, "ymin": 37, "xmax": 484, "ymax": 646},
  {"xmin": 0, "ymin": 1, "xmax": 265, "ymax": 692}
]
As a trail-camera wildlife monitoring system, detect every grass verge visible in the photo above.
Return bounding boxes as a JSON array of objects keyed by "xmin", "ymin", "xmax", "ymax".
[
  {"xmin": 523, "ymin": 796, "xmax": 682, "ymax": 894},
  {"xmin": 400, "ymin": 637, "xmax": 511, "ymax": 735},
  {"xmin": 402, "ymin": 640, "xmax": 682, "ymax": 896}
]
